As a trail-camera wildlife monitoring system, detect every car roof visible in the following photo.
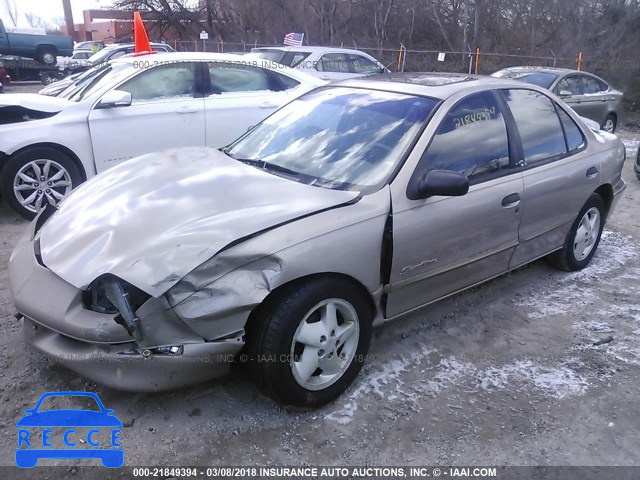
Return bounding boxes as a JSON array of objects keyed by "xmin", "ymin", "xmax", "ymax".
[
  {"xmin": 497, "ymin": 66, "xmax": 579, "ymax": 75},
  {"xmin": 103, "ymin": 42, "xmax": 170, "ymax": 51},
  {"xmin": 110, "ymin": 51, "xmax": 325, "ymax": 85},
  {"xmin": 335, "ymin": 72, "xmax": 531, "ymax": 100},
  {"xmin": 252, "ymin": 45, "xmax": 371, "ymax": 54}
]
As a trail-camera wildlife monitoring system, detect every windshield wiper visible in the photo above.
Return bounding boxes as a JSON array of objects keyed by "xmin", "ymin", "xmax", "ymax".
[{"xmin": 235, "ymin": 158, "xmax": 301, "ymax": 177}]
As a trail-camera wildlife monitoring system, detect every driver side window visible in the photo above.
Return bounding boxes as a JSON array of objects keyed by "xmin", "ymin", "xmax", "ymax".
[
  {"xmin": 418, "ymin": 91, "xmax": 511, "ymax": 183},
  {"xmin": 118, "ymin": 62, "xmax": 196, "ymax": 102}
]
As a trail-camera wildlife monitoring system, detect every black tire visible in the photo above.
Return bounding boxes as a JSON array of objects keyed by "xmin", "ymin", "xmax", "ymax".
[
  {"xmin": 36, "ymin": 47, "xmax": 57, "ymax": 66},
  {"xmin": 547, "ymin": 193, "xmax": 606, "ymax": 271},
  {"xmin": 601, "ymin": 113, "xmax": 617, "ymax": 133},
  {"xmin": 248, "ymin": 277, "xmax": 373, "ymax": 407},
  {"xmin": 0, "ymin": 147, "xmax": 83, "ymax": 220}
]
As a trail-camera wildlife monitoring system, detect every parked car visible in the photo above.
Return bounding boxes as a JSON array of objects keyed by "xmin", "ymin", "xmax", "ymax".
[
  {"xmin": 249, "ymin": 46, "xmax": 388, "ymax": 81},
  {"xmin": 39, "ymin": 50, "xmax": 95, "ymax": 85},
  {"xmin": 0, "ymin": 52, "xmax": 325, "ymax": 218},
  {"xmin": 56, "ymin": 49, "xmax": 93, "ymax": 70},
  {"xmin": 635, "ymin": 148, "xmax": 640, "ymax": 180},
  {"xmin": 0, "ymin": 80, "xmax": 3, "ymax": 93},
  {"xmin": 0, "ymin": 19, "xmax": 73, "ymax": 65},
  {"xmin": 491, "ymin": 67, "xmax": 623, "ymax": 133},
  {"xmin": 9, "ymin": 73, "xmax": 626, "ymax": 406},
  {"xmin": 74, "ymin": 40, "xmax": 105, "ymax": 53}
]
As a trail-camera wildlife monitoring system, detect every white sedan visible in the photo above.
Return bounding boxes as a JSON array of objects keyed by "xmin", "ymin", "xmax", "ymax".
[
  {"xmin": 249, "ymin": 46, "xmax": 388, "ymax": 81},
  {"xmin": 0, "ymin": 52, "xmax": 325, "ymax": 218}
]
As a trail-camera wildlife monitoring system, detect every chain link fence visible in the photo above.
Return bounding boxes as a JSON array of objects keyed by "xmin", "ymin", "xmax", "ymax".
[{"xmin": 170, "ymin": 39, "xmax": 640, "ymax": 108}]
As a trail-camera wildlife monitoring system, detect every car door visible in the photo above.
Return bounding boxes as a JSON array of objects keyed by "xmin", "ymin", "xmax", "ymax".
[
  {"xmin": 88, "ymin": 61, "xmax": 205, "ymax": 172},
  {"xmin": 555, "ymin": 74, "xmax": 585, "ymax": 116},
  {"xmin": 314, "ymin": 53, "xmax": 354, "ymax": 81},
  {"xmin": 579, "ymin": 75, "xmax": 610, "ymax": 125},
  {"xmin": 502, "ymin": 88, "xmax": 599, "ymax": 267},
  {"xmin": 386, "ymin": 90, "xmax": 523, "ymax": 318},
  {"xmin": 203, "ymin": 61, "xmax": 300, "ymax": 148}
]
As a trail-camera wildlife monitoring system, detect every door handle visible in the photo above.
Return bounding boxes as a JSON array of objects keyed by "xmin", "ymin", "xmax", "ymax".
[
  {"xmin": 175, "ymin": 106, "xmax": 199, "ymax": 114},
  {"xmin": 501, "ymin": 193, "xmax": 521, "ymax": 208},
  {"xmin": 259, "ymin": 102, "xmax": 279, "ymax": 109},
  {"xmin": 586, "ymin": 166, "xmax": 599, "ymax": 178}
]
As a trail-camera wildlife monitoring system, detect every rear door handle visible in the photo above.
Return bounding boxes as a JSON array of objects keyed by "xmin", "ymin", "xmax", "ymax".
[
  {"xmin": 502, "ymin": 193, "xmax": 521, "ymax": 208},
  {"xmin": 175, "ymin": 106, "xmax": 199, "ymax": 114},
  {"xmin": 586, "ymin": 166, "xmax": 599, "ymax": 178},
  {"xmin": 260, "ymin": 102, "xmax": 279, "ymax": 109}
]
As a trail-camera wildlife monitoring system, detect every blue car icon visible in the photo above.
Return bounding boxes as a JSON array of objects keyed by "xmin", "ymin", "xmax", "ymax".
[{"xmin": 16, "ymin": 391, "xmax": 123, "ymax": 468}]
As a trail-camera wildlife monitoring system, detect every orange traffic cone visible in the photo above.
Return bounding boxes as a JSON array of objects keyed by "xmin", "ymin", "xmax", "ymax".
[{"xmin": 133, "ymin": 11, "xmax": 152, "ymax": 53}]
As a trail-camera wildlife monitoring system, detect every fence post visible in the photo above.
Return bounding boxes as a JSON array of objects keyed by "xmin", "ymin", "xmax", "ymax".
[
  {"xmin": 577, "ymin": 51, "xmax": 583, "ymax": 71},
  {"xmin": 474, "ymin": 47, "xmax": 480, "ymax": 74}
]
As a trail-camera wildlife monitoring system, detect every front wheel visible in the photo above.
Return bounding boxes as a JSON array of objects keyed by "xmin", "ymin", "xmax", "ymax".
[
  {"xmin": 0, "ymin": 148, "xmax": 83, "ymax": 219},
  {"xmin": 248, "ymin": 277, "xmax": 373, "ymax": 407},
  {"xmin": 547, "ymin": 193, "xmax": 606, "ymax": 271},
  {"xmin": 36, "ymin": 48, "xmax": 57, "ymax": 66}
]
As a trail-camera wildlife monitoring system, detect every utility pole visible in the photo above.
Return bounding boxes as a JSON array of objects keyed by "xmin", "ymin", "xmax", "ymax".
[{"xmin": 62, "ymin": 0, "xmax": 78, "ymax": 41}]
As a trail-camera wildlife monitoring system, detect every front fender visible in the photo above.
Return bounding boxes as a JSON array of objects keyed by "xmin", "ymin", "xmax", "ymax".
[{"xmin": 165, "ymin": 188, "xmax": 391, "ymax": 341}]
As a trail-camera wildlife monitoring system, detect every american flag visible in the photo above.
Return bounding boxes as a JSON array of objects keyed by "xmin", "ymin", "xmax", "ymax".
[{"xmin": 283, "ymin": 32, "xmax": 304, "ymax": 47}]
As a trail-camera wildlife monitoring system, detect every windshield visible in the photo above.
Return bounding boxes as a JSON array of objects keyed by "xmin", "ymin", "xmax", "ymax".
[
  {"xmin": 227, "ymin": 87, "xmax": 438, "ymax": 192},
  {"xmin": 492, "ymin": 70, "xmax": 558, "ymax": 89},
  {"xmin": 62, "ymin": 63, "xmax": 132, "ymax": 101}
]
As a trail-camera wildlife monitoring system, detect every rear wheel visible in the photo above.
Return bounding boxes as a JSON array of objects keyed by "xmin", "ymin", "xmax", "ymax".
[
  {"xmin": 602, "ymin": 114, "xmax": 617, "ymax": 134},
  {"xmin": 0, "ymin": 148, "xmax": 82, "ymax": 219},
  {"xmin": 248, "ymin": 277, "xmax": 372, "ymax": 407},
  {"xmin": 547, "ymin": 193, "xmax": 605, "ymax": 271}
]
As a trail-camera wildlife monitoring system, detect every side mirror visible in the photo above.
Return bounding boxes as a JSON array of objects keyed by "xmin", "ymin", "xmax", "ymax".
[
  {"xmin": 559, "ymin": 89, "xmax": 572, "ymax": 98},
  {"xmin": 97, "ymin": 89, "xmax": 132, "ymax": 109},
  {"xmin": 418, "ymin": 170, "xmax": 469, "ymax": 198}
]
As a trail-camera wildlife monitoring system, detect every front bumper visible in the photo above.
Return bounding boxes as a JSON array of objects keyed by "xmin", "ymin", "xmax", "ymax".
[
  {"xmin": 9, "ymin": 226, "xmax": 244, "ymax": 392},
  {"xmin": 23, "ymin": 316, "xmax": 242, "ymax": 392}
]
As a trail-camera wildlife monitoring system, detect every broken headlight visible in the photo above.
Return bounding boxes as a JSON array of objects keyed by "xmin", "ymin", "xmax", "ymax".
[{"xmin": 83, "ymin": 275, "xmax": 151, "ymax": 341}]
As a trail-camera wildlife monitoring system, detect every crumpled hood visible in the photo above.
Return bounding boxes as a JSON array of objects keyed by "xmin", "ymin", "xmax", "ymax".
[
  {"xmin": 39, "ymin": 148, "xmax": 359, "ymax": 296},
  {"xmin": 0, "ymin": 93, "xmax": 71, "ymax": 112}
]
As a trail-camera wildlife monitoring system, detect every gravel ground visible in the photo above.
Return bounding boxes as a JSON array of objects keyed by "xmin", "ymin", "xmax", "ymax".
[{"xmin": 0, "ymin": 83, "xmax": 639, "ymax": 469}]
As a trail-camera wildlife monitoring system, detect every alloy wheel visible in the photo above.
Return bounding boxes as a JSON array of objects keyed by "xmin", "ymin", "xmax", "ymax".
[
  {"xmin": 573, "ymin": 207, "xmax": 601, "ymax": 261},
  {"xmin": 13, "ymin": 159, "xmax": 72, "ymax": 214},
  {"xmin": 290, "ymin": 298, "xmax": 360, "ymax": 391}
]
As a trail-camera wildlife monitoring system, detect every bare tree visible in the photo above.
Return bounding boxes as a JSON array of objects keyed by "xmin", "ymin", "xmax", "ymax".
[
  {"xmin": 25, "ymin": 13, "xmax": 45, "ymax": 30},
  {"xmin": 2, "ymin": 0, "xmax": 19, "ymax": 27}
]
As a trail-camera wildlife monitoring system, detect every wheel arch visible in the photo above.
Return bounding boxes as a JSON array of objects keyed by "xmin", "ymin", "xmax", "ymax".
[
  {"xmin": 4, "ymin": 143, "xmax": 87, "ymax": 182},
  {"xmin": 594, "ymin": 183, "xmax": 613, "ymax": 217},
  {"xmin": 244, "ymin": 272, "xmax": 377, "ymax": 343}
]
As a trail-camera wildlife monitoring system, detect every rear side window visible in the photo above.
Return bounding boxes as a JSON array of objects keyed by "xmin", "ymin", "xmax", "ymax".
[
  {"xmin": 208, "ymin": 63, "xmax": 277, "ymax": 93},
  {"xmin": 503, "ymin": 89, "xmax": 567, "ymax": 164},
  {"xmin": 420, "ymin": 91, "xmax": 510, "ymax": 181},
  {"xmin": 557, "ymin": 107, "xmax": 585, "ymax": 152},
  {"xmin": 582, "ymin": 76, "xmax": 608, "ymax": 94},
  {"xmin": 271, "ymin": 71, "xmax": 300, "ymax": 90}
]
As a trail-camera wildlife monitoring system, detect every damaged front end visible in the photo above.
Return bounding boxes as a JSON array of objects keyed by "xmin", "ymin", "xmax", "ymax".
[{"xmin": 10, "ymin": 221, "xmax": 246, "ymax": 392}]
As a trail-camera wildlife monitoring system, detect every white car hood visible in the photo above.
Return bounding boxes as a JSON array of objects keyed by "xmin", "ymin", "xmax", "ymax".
[
  {"xmin": 39, "ymin": 148, "xmax": 359, "ymax": 296},
  {"xmin": 0, "ymin": 93, "xmax": 71, "ymax": 112}
]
